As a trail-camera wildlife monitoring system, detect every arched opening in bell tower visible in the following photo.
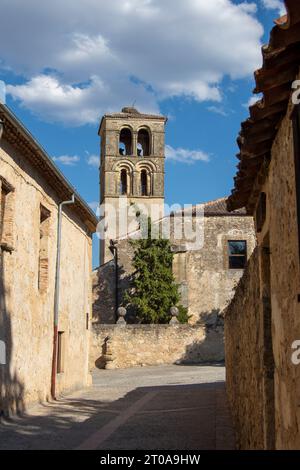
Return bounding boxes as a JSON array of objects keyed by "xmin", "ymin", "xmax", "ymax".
[
  {"xmin": 137, "ymin": 129, "xmax": 150, "ymax": 156},
  {"xmin": 120, "ymin": 169, "xmax": 128, "ymax": 195},
  {"xmin": 119, "ymin": 128, "xmax": 132, "ymax": 156},
  {"xmin": 141, "ymin": 170, "xmax": 148, "ymax": 196}
]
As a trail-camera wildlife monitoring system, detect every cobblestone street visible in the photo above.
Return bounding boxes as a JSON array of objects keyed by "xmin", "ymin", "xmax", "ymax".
[{"xmin": 0, "ymin": 365, "xmax": 235, "ymax": 450}]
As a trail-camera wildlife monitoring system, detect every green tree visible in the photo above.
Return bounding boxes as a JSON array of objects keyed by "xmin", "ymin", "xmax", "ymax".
[{"xmin": 124, "ymin": 217, "xmax": 189, "ymax": 324}]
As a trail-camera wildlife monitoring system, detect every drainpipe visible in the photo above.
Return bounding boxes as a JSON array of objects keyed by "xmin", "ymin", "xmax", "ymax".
[
  {"xmin": 51, "ymin": 194, "xmax": 75, "ymax": 399},
  {"xmin": 109, "ymin": 240, "xmax": 118, "ymax": 322}
]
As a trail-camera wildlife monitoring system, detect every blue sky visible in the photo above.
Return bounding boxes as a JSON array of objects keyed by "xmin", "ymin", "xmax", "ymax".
[{"xmin": 0, "ymin": 0, "xmax": 285, "ymax": 267}]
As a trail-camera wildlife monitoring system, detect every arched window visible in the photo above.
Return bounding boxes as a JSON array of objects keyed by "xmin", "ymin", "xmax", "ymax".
[
  {"xmin": 137, "ymin": 143, "xmax": 143, "ymax": 157},
  {"xmin": 119, "ymin": 128, "xmax": 132, "ymax": 156},
  {"xmin": 141, "ymin": 170, "xmax": 148, "ymax": 196},
  {"xmin": 120, "ymin": 169, "xmax": 128, "ymax": 195},
  {"xmin": 137, "ymin": 129, "xmax": 150, "ymax": 156}
]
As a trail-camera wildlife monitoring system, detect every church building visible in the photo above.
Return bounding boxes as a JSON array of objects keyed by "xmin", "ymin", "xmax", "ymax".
[{"xmin": 93, "ymin": 107, "xmax": 256, "ymax": 332}]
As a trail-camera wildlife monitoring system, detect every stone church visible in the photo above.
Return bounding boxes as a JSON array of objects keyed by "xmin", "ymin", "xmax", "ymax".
[
  {"xmin": 98, "ymin": 106, "xmax": 166, "ymax": 265},
  {"xmin": 93, "ymin": 107, "xmax": 256, "ymax": 329}
]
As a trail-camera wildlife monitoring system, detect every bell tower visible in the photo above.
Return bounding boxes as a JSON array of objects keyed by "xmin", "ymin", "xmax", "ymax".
[{"xmin": 98, "ymin": 107, "xmax": 167, "ymax": 264}]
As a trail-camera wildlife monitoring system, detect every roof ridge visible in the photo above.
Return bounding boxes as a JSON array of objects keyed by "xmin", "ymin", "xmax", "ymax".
[{"xmin": 201, "ymin": 197, "xmax": 227, "ymax": 207}]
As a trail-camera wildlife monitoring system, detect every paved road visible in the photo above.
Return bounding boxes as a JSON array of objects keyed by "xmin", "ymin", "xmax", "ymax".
[{"xmin": 0, "ymin": 365, "xmax": 235, "ymax": 450}]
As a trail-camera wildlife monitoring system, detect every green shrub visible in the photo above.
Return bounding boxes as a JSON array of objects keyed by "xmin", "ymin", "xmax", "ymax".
[{"xmin": 124, "ymin": 217, "xmax": 189, "ymax": 324}]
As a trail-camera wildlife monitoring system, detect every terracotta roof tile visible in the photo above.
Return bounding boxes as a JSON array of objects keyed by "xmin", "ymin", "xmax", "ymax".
[
  {"xmin": 227, "ymin": 0, "xmax": 300, "ymax": 214},
  {"xmin": 173, "ymin": 198, "xmax": 247, "ymax": 217}
]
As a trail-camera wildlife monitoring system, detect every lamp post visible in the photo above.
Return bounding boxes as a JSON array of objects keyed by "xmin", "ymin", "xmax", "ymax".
[{"xmin": 109, "ymin": 239, "xmax": 119, "ymax": 322}]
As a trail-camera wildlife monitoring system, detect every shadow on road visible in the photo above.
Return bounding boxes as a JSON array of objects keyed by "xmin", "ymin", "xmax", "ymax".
[{"xmin": 0, "ymin": 377, "xmax": 235, "ymax": 450}]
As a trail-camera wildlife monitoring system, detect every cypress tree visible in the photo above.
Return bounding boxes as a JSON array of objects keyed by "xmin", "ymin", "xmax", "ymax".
[{"xmin": 125, "ymin": 217, "xmax": 189, "ymax": 324}]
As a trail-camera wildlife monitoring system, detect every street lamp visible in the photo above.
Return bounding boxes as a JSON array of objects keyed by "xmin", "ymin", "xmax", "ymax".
[{"xmin": 109, "ymin": 239, "xmax": 119, "ymax": 322}]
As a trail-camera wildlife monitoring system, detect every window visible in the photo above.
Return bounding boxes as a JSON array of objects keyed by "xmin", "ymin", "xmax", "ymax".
[
  {"xmin": 228, "ymin": 240, "xmax": 247, "ymax": 269},
  {"xmin": 137, "ymin": 129, "xmax": 150, "ymax": 156},
  {"xmin": 57, "ymin": 331, "xmax": 65, "ymax": 374},
  {"xmin": 0, "ymin": 177, "xmax": 14, "ymax": 251},
  {"xmin": 119, "ymin": 128, "xmax": 132, "ymax": 156},
  {"xmin": 141, "ymin": 170, "xmax": 148, "ymax": 196},
  {"xmin": 120, "ymin": 169, "xmax": 128, "ymax": 195},
  {"xmin": 38, "ymin": 205, "xmax": 51, "ymax": 292}
]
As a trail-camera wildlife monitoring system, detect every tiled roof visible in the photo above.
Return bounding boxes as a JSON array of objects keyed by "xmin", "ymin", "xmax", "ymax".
[
  {"xmin": 172, "ymin": 198, "xmax": 247, "ymax": 217},
  {"xmin": 227, "ymin": 0, "xmax": 300, "ymax": 213},
  {"xmin": 203, "ymin": 198, "xmax": 246, "ymax": 216}
]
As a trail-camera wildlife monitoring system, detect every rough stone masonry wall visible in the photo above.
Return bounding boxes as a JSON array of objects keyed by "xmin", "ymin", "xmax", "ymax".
[
  {"xmin": 90, "ymin": 322, "xmax": 225, "ymax": 370},
  {"xmin": 225, "ymin": 248, "xmax": 264, "ymax": 449},
  {"xmin": 0, "ymin": 138, "xmax": 92, "ymax": 415},
  {"xmin": 225, "ymin": 95, "xmax": 300, "ymax": 450},
  {"xmin": 93, "ymin": 214, "xmax": 256, "ymax": 325},
  {"xmin": 265, "ymin": 97, "xmax": 300, "ymax": 449}
]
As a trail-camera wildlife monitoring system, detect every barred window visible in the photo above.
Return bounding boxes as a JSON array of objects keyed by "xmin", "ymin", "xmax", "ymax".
[{"xmin": 228, "ymin": 240, "xmax": 247, "ymax": 269}]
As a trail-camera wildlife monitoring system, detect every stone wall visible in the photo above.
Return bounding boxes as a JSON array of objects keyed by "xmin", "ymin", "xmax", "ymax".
[
  {"xmin": 261, "ymin": 97, "xmax": 300, "ymax": 449},
  {"xmin": 90, "ymin": 322, "xmax": 224, "ymax": 370},
  {"xmin": 225, "ymin": 95, "xmax": 300, "ymax": 449},
  {"xmin": 0, "ymin": 137, "xmax": 93, "ymax": 415},
  {"xmin": 93, "ymin": 212, "xmax": 256, "ymax": 325},
  {"xmin": 225, "ymin": 248, "xmax": 264, "ymax": 449},
  {"xmin": 182, "ymin": 215, "xmax": 256, "ymax": 324}
]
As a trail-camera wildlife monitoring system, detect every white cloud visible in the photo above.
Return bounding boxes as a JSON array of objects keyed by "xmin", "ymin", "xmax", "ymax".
[
  {"xmin": 88, "ymin": 201, "xmax": 100, "ymax": 212},
  {"xmin": 1, "ymin": 0, "xmax": 264, "ymax": 125},
  {"xmin": 52, "ymin": 154, "xmax": 80, "ymax": 166},
  {"xmin": 207, "ymin": 105, "xmax": 228, "ymax": 116},
  {"xmin": 261, "ymin": 0, "xmax": 286, "ymax": 15},
  {"xmin": 86, "ymin": 154, "xmax": 100, "ymax": 167},
  {"xmin": 7, "ymin": 75, "xmax": 158, "ymax": 126},
  {"xmin": 52, "ymin": 151, "xmax": 100, "ymax": 168},
  {"xmin": 0, "ymin": 80, "xmax": 6, "ymax": 104},
  {"xmin": 243, "ymin": 94, "xmax": 262, "ymax": 108},
  {"xmin": 165, "ymin": 145, "xmax": 210, "ymax": 164}
]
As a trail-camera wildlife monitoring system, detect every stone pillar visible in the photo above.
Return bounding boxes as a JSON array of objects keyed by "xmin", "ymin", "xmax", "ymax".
[
  {"xmin": 133, "ymin": 170, "xmax": 139, "ymax": 196},
  {"xmin": 117, "ymin": 306, "xmax": 127, "ymax": 325},
  {"xmin": 103, "ymin": 336, "xmax": 113, "ymax": 368},
  {"xmin": 147, "ymin": 172, "xmax": 151, "ymax": 197},
  {"xmin": 133, "ymin": 132, "xmax": 138, "ymax": 156},
  {"xmin": 169, "ymin": 306, "xmax": 179, "ymax": 324}
]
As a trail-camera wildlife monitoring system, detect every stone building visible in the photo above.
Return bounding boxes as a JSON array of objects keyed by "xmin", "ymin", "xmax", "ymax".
[
  {"xmin": 98, "ymin": 107, "xmax": 166, "ymax": 265},
  {"xmin": 0, "ymin": 104, "xmax": 98, "ymax": 415},
  {"xmin": 93, "ymin": 198, "xmax": 256, "ymax": 326},
  {"xmin": 93, "ymin": 107, "xmax": 256, "ymax": 336},
  {"xmin": 225, "ymin": 0, "xmax": 300, "ymax": 449}
]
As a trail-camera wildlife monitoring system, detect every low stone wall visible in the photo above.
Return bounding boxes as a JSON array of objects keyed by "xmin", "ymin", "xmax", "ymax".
[
  {"xmin": 90, "ymin": 322, "xmax": 224, "ymax": 370},
  {"xmin": 224, "ymin": 248, "xmax": 264, "ymax": 449}
]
